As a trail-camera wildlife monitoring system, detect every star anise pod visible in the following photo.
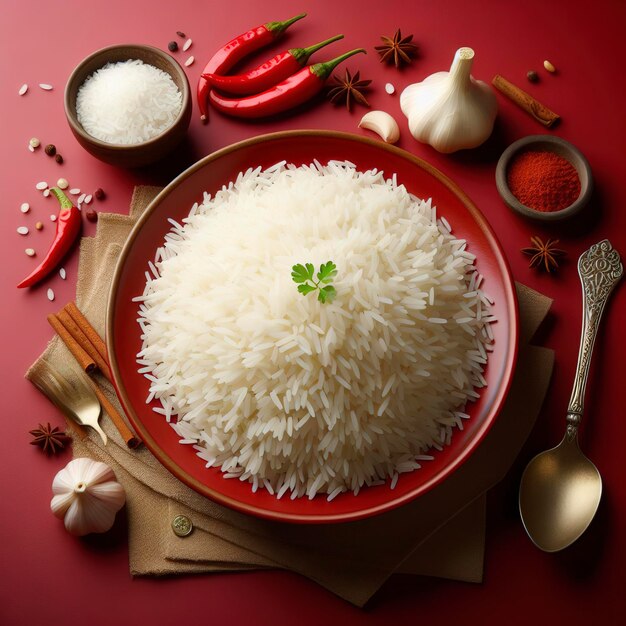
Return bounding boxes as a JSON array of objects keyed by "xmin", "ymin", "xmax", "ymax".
[
  {"xmin": 521, "ymin": 236, "xmax": 567, "ymax": 272},
  {"xmin": 327, "ymin": 69, "xmax": 371, "ymax": 112},
  {"xmin": 375, "ymin": 29, "xmax": 418, "ymax": 68},
  {"xmin": 29, "ymin": 422, "xmax": 70, "ymax": 455}
]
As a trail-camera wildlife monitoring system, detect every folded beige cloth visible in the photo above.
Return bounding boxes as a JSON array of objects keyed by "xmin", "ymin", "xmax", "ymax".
[{"xmin": 27, "ymin": 186, "xmax": 553, "ymax": 606}]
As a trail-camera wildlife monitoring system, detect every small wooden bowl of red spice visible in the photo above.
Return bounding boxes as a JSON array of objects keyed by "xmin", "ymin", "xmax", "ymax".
[{"xmin": 495, "ymin": 135, "xmax": 593, "ymax": 221}]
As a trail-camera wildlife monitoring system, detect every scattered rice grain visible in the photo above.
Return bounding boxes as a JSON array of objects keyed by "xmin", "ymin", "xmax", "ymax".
[
  {"xmin": 59, "ymin": 267, "xmax": 66, "ymax": 279},
  {"xmin": 17, "ymin": 226, "xmax": 29, "ymax": 235},
  {"xmin": 39, "ymin": 83, "xmax": 53, "ymax": 91},
  {"xmin": 184, "ymin": 56, "xmax": 195, "ymax": 67},
  {"xmin": 20, "ymin": 203, "xmax": 30, "ymax": 213},
  {"xmin": 543, "ymin": 59, "xmax": 556, "ymax": 73},
  {"xmin": 25, "ymin": 248, "xmax": 35, "ymax": 257},
  {"xmin": 183, "ymin": 38, "xmax": 192, "ymax": 51},
  {"xmin": 57, "ymin": 178, "xmax": 69, "ymax": 190},
  {"xmin": 47, "ymin": 288, "xmax": 55, "ymax": 301},
  {"xmin": 19, "ymin": 84, "xmax": 28, "ymax": 96},
  {"xmin": 35, "ymin": 181, "xmax": 47, "ymax": 190}
]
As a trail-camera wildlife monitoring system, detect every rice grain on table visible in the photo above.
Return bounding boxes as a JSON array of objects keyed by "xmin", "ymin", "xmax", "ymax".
[{"xmin": 136, "ymin": 162, "xmax": 495, "ymax": 500}]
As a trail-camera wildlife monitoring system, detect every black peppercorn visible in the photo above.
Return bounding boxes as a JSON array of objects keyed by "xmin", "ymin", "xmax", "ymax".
[
  {"xmin": 168, "ymin": 41, "xmax": 178, "ymax": 52},
  {"xmin": 85, "ymin": 209, "xmax": 98, "ymax": 223},
  {"xmin": 55, "ymin": 154, "xmax": 63, "ymax": 164},
  {"xmin": 45, "ymin": 144, "xmax": 57, "ymax": 156},
  {"xmin": 94, "ymin": 187, "xmax": 105, "ymax": 200},
  {"xmin": 176, "ymin": 31, "xmax": 186, "ymax": 38},
  {"xmin": 527, "ymin": 70, "xmax": 539, "ymax": 83}
]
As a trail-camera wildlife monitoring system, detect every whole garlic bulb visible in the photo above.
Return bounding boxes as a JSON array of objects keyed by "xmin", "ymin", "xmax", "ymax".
[
  {"xmin": 400, "ymin": 47, "xmax": 497, "ymax": 153},
  {"xmin": 51, "ymin": 457, "xmax": 126, "ymax": 536}
]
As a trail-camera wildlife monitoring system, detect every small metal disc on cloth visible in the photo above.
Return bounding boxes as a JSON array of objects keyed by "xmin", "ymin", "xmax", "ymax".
[{"xmin": 171, "ymin": 514, "xmax": 193, "ymax": 537}]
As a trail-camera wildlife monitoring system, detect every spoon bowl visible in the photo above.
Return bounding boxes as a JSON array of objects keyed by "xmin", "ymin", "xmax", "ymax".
[
  {"xmin": 519, "ymin": 436, "xmax": 602, "ymax": 552},
  {"xmin": 518, "ymin": 239, "xmax": 622, "ymax": 551}
]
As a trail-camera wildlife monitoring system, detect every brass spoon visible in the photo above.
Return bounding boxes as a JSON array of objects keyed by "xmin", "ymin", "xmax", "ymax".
[{"xmin": 519, "ymin": 240, "xmax": 623, "ymax": 552}]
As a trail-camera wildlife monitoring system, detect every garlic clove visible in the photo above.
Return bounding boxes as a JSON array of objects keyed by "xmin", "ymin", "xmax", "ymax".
[
  {"xmin": 83, "ymin": 459, "xmax": 116, "ymax": 485},
  {"xmin": 89, "ymin": 481, "xmax": 127, "ymax": 508},
  {"xmin": 72, "ymin": 492, "xmax": 118, "ymax": 535},
  {"xmin": 50, "ymin": 491, "xmax": 76, "ymax": 517},
  {"xmin": 62, "ymin": 492, "xmax": 115, "ymax": 536},
  {"xmin": 358, "ymin": 110, "xmax": 400, "ymax": 144},
  {"xmin": 63, "ymin": 496, "xmax": 90, "ymax": 536}
]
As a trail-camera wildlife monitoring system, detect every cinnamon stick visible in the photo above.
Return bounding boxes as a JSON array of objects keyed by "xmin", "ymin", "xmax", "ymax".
[
  {"xmin": 56, "ymin": 309, "xmax": 113, "ymax": 382},
  {"xmin": 64, "ymin": 302, "xmax": 110, "ymax": 368},
  {"xmin": 48, "ymin": 304, "xmax": 140, "ymax": 449},
  {"xmin": 492, "ymin": 75, "xmax": 560, "ymax": 128},
  {"xmin": 87, "ymin": 378, "xmax": 141, "ymax": 449},
  {"xmin": 47, "ymin": 314, "xmax": 96, "ymax": 374}
]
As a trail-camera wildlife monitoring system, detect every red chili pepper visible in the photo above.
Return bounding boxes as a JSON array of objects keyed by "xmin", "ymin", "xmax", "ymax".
[
  {"xmin": 197, "ymin": 12, "xmax": 306, "ymax": 122},
  {"xmin": 203, "ymin": 34, "xmax": 344, "ymax": 96},
  {"xmin": 17, "ymin": 188, "xmax": 81, "ymax": 289},
  {"xmin": 208, "ymin": 48, "xmax": 366, "ymax": 119}
]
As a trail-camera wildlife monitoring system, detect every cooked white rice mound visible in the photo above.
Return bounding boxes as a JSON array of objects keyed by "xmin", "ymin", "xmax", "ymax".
[{"xmin": 135, "ymin": 161, "xmax": 495, "ymax": 500}]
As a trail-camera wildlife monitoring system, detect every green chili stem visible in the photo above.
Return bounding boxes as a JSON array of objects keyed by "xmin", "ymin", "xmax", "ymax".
[
  {"xmin": 290, "ymin": 34, "xmax": 344, "ymax": 65},
  {"xmin": 311, "ymin": 48, "xmax": 367, "ymax": 81},
  {"xmin": 50, "ymin": 187, "xmax": 74, "ymax": 210},
  {"xmin": 266, "ymin": 13, "xmax": 307, "ymax": 35}
]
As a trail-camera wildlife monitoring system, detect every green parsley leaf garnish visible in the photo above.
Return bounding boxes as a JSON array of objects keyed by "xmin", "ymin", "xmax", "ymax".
[{"xmin": 292, "ymin": 261, "xmax": 337, "ymax": 304}]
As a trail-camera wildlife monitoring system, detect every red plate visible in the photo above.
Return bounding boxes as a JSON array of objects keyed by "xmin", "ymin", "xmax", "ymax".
[{"xmin": 107, "ymin": 130, "xmax": 518, "ymax": 523}]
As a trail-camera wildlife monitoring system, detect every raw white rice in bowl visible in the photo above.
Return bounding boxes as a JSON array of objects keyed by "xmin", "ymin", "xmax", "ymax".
[{"xmin": 134, "ymin": 161, "xmax": 495, "ymax": 501}]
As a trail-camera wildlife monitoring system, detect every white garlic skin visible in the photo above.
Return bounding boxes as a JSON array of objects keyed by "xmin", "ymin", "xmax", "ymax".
[
  {"xmin": 358, "ymin": 110, "xmax": 400, "ymax": 144},
  {"xmin": 51, "ymin": 457, "xmax": 126, "ymax": 536},
  {"xmin": 400, "ymin": 47, "xmax": 497, "ymax": 153}
]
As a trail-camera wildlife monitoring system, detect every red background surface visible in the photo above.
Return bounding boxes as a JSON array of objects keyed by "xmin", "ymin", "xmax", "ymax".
[{"xmin": 1, "ymin": 0, "xmax": 625, "ymax": 624}]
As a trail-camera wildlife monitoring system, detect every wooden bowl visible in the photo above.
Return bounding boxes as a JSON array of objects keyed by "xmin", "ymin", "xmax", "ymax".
[
  {"xmin": 64, "ymin": 44, "xmax": 191, "ymax": 168},
  {"xmin": 495, "ymin": 135, "xmax": 593, "ymax": 221}
]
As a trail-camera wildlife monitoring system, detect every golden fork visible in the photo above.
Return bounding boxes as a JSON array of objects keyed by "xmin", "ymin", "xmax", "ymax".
[{"xmin": 32, "ymin": 362, "xmax": 108, "ymax": 445}]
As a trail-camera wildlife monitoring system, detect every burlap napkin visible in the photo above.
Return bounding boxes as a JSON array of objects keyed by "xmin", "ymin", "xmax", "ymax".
[{"xmin": 27, "ymin": 187, "xmax": 553, "ymax": 606}]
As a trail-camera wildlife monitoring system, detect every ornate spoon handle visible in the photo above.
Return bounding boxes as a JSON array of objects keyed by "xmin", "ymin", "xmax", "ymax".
[{"xmin": 566, "ymin": 240, "xmax": 623, "ymax": 439}]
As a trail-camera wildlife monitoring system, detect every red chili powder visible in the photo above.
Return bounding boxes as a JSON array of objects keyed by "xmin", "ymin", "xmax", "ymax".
[{"xmin": 507, "ymin": 150, "xmax": 581, "ymax": 212}]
